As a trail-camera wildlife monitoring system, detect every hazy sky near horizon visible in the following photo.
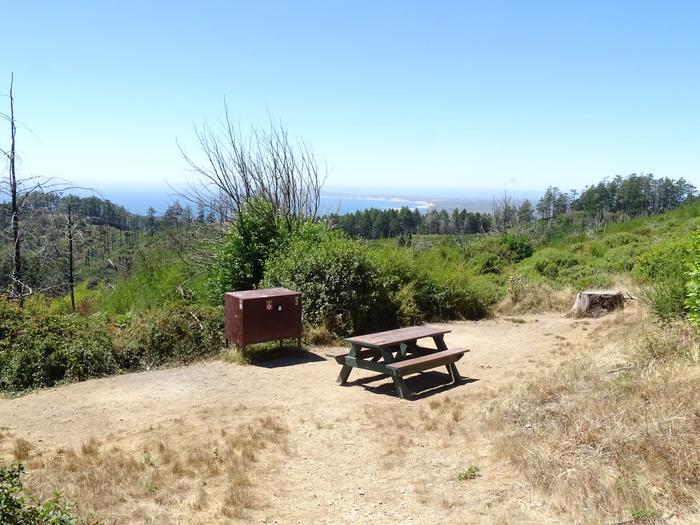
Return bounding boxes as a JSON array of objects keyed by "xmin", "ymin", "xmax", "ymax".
[{"xmin": 2, "ymin": 1, "xmax": 700, "ymax": 196}]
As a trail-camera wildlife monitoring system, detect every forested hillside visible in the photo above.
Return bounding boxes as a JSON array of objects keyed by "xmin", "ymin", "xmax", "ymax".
[
  {"xmin": 0, "ymin": 193, "xmax": 215, "ymax": 306},
  {"xmin": 329, "ymin": 174, "xmax": 696, "ymax": 239}
]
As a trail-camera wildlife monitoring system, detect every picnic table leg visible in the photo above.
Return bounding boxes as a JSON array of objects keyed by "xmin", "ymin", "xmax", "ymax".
[
  {"xmin": 336, "ymin": 364, "xmax": 352, "ymax": 384},
  {"xmin": 337, "ymin": 343, "xmax": 360, "ymax": 385},
  {"xmin": 390, "ymin": 373, "xmax": 412, "ymax": 399},
  {"xmin": 446, "ymin": 362, "xmax": 461, "ymax": 384},
  {"xmin": 435, "ymin": 335, "xmax": 462, "ymax": 383}
]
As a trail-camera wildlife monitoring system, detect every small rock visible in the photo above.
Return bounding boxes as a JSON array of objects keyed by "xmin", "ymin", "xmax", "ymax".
[{"xmin": 358, "ymin": 490, "xmax": 365, "ymax": 496}]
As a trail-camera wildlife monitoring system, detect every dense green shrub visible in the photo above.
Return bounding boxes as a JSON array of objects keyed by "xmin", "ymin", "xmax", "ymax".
[
  {"xmin": 529, "ymin": 248, "xmax": 579, "ymax": 280},
  {"xmin": 207, "ymin": 200, "xmax": 290, "ymax": 301},
  {"xmin": 634, "ymin": 239, "xmax": 694, "ymax": 321},
  {"xmin": 604, "ymin": 243, "xmax": 643, "ymax": 272},
  {"xmin": 601, "ymin": 232, "xmax": 643, "ymax": 248},
  {"xmin": 94, "ymin": 250, "xmax": 206, "ymax": 314},
  {"xmin": 469, "ymin": 251, "xmax": 503, "ymax": 275},
  {"xmin": 499, "ymin": 233, "xmax": 534, "ymax": 262},
  {"xmin": 685, "ymin": 233, "xmax": 700, "ymax": 328},
  {"xmin": 632, "ymin": 238, "xmax": 693, "ymax": 283},
  {"xmin": 114, "ymin": 304, "xmax": 223, "ymax": 369},
  {"xmin": 0, "ymin": 298, "xmax": 223, "ymax": 393},
  {"xmin": 0, "ymin": 463, "xmax": 77, "ymax": 524},
  {"xmin": 0, "ymin": 299, "xmax": 117, "ymax": 393},
  {"xmin": 464, "ymin": 233, "xmax": 533, "ymax": 266},
  {"xmin": 262, "ymin": 224, "xmax": 394, "ymax": 335},
  {"xmin": 373, "ymin": 240, "xmax": 495, "ymax": 322},
  {"xmin": 402, "ymin": 271, "xmax": 490, "ymax": 322},
  {"xmin": 556, "ymin": 265, "xmax": 613, "ymax": 290}
]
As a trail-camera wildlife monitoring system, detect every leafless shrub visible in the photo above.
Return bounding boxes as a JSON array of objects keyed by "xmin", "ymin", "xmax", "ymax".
[{"xmin": 177, "ymin": 105, "xmax": 326, "ymax": 232}]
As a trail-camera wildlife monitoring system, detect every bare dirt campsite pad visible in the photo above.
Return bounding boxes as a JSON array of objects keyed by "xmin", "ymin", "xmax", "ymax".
[{"xmin": 0, "ymin": 309, "xmax": 696, "ymax": 524}]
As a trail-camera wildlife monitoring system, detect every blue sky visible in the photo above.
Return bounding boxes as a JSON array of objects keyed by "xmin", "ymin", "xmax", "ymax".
[{"xmin": 3, "ymin": 1, "xmax": 700, "ymax": 197}]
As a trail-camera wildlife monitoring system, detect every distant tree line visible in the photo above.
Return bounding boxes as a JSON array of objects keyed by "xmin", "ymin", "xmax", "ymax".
[
  {"xmin": 328, "ymin": 207, "xmax": 493, "ymax": 239},
  {"xmin": 328, "ymin": 173, "xmax": 697, "ymax": 240}
]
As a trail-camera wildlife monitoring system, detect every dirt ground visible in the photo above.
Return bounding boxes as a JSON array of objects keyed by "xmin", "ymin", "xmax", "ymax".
[{"xmin": 0, "ymin": 313, "xmax": 610, "ymax": 524}]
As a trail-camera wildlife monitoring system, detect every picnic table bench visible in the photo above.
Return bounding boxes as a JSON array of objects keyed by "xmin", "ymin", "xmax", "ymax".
[{"xmin": 335, "ymin": 326, "xmax": 468, "ymax": 399}]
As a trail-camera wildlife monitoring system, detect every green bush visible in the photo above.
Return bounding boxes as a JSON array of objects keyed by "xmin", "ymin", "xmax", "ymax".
[
  {"xmin": 0, "ymin": 463, "xmax": 77, "ymax": 524},
  {"xmin": 114, "ymin": 304, "xmax": 223, "ymax": 369},
  {"xmin": 207, "ymin": 199, "xmax": 290, "ymax": 301},
  {"xmin": 685, "ymin": 233, "xmax": 700, "ymax": 328},
  {"xmin": 263, "ymin": 224, "xmax": 394, "ymax": 335},
  {"xmin": 632, "ymin": 239, "xmax": 693, "ymax": 283},
  {"xmin": 0, "ymin": 298, "xmax": 223, "ymax": 393},
  {"xmin": 464, "ymin": 233, "xmax": 533, "ymax": 266},
  {"xmin": 601, "ymin": 232, "xmax": 642, "ymax": 248},
  {"xmin": 374, "ymin": 241, "xmax": 494, "ymax": 323},
  {"xmin": 0, "ymin": 299, "xmax": 117, "ymax": 393},
  {"xmin": 470, "ymin": 252, "xmax": 503, "ymax": 275},
  {"xmin": 499, "ymin": 233, "xmax": 534, "ymax": 262},
  {"xmin": 529, "ymin": 248, "xmax": 579, "ymax": 280},
  {"xmin": 556, "ymin": 265, "xmax": 613, "ymax": 290},
  {"xmin": 94, "ymin": 250, "xmax": 205, "ymax": 314},
  {"xmin": 404, "ymin": 271, "xmax": 490, "ymax": 321},
  {"xmin": 604, "ymin": 243, "xmax": 643, "ymax": 272},
  {"xmin": 634, "ymin": 239, "xmax": 694, "ymax": 321}
]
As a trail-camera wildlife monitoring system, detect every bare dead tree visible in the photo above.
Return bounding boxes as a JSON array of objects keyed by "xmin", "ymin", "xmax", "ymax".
[
  {"xmin": 1, "ymin": 76, "xmax": 86, "ymax": 305},
  {"xmin": 176, "ymin": 104, "xmax": 327, "ymax": 233},
  {"xmin": 491, "ymin": 188, "xmax": 517, "ymax": 233},
  {"xmin": 0, "ymin": 74, "xmax": 24, "ymax": 304},
  {"xmin": 65, "ymin": 196, "xmax": 76, "ymax": 310}
]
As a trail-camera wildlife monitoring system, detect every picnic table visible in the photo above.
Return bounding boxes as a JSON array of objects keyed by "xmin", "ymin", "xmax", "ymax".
[{"xmin": 335, "ymin": 326, "xmax": 468, "ymax": 399}]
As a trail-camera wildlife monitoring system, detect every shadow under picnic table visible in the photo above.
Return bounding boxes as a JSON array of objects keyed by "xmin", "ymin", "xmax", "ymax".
[
  {"xmin": 246, "ymin": 346, "xmax": 327, "ymax": 368},
  {"xmin": 348, "ymin": 370, "xmax": 479, "ymax": 400}
]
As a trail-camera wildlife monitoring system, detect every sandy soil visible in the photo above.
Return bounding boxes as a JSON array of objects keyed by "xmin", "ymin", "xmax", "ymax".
[{"xmin": 0, "ymin": 313, "xmax": 608, "ymax": 524}]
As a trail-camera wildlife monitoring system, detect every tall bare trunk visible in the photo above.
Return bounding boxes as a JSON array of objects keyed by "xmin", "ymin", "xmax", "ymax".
[
  {"xmin": 67, "ymin": 198, "xmax": 75, "ymax": 311},
  {"xmin": 8, "ymin": 74, "xmax": 23, "ymax": 306}
]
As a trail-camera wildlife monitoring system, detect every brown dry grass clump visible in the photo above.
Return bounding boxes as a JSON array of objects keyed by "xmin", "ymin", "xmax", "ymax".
[
  {"xmin": 19, "ymin": 415, "xmax": 289, "ymax": 524},
  {"xmin": 487, "ymin": 310, "xmax": 700, "ymax": 524},
  {"xmin": 12, "ymin": 437, "xmax": 32, "ymax": 461},
  {"xmin": 496, "ymin": 279, "xmax": 575, "ymax": 315}
]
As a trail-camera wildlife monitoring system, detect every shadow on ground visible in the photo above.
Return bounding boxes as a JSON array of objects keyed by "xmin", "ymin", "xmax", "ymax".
[
  {"xmin": 344, "ymin": 370, "xmax": 479, "ymax": 400},
  {"xmin": 246, "ymin": 346, "xmax": 327, "ymax": 368}
]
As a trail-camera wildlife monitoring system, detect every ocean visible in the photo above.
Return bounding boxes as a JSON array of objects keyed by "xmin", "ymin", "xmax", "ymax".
[{"xmin": 93, "ymin": 186, "xmax": 540, "ymax": 216}]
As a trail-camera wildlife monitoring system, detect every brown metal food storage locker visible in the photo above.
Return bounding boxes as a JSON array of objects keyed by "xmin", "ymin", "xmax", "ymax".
[{"xmin": 224, "ymin": 288, "xmax": 302, "ymax": 352}]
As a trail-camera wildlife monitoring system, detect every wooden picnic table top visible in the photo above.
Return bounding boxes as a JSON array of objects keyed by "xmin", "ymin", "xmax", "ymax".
[{"xmin": 344, "ymin": 325, "xmax": 451, "ymax": 349}]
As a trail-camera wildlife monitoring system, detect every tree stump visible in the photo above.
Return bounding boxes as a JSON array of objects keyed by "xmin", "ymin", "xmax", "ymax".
[{"xmin": 568, "ymin": 290, "xmax": 626, "ymax": 318}]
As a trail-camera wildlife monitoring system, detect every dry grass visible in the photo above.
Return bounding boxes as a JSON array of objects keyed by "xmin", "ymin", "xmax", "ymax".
[
  {"xmin": 365, "ymin": 394, "xmax": 470, "ymax": 447},
  {"xmin": 304, "ymin": 325, "xmax": 339, "ymax": 346},
  {"xmin": 496, "ymin": 281, "xmax": 575, "ymax": 315},
  {"xmin": 17, "ymin": 415, "xmax": 289, "ymax": 524},
  {"xmin": 486, "ymin": 309, "xmax": 700, "ymax": 524},
  {"xmin": 12, "ymin": 437, "xmax": 32, "ymax": 461}
]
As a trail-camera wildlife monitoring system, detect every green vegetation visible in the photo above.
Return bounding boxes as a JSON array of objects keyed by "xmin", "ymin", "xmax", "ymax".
[
  {"xmin": 328, "ymin": 174, "xmax": 695, "ymax": 240},
  {"xmin": 263, "ymin": 223, "xmax": 393, "ymax": 334},
  {"xmin": 686, "ymin": 232, "xmax": 700, "ymax": 328},
  {"xmin": 0, "ymin": 297, "xmax": 222, "ymax": 393},
  {"xmin": 457, "ymin": 465, "xmax": 480, "ymax": 481},
  {"xmin": 208, "ymin": 200, "xmax": 290, "ymax": 300},
  {"xmin": 0, "ymin": 463, "xmax": 77, "ymax": 524},
  {"xmin": 1, "ymin": 182, "xmax": 699, "ymax": 394}
]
